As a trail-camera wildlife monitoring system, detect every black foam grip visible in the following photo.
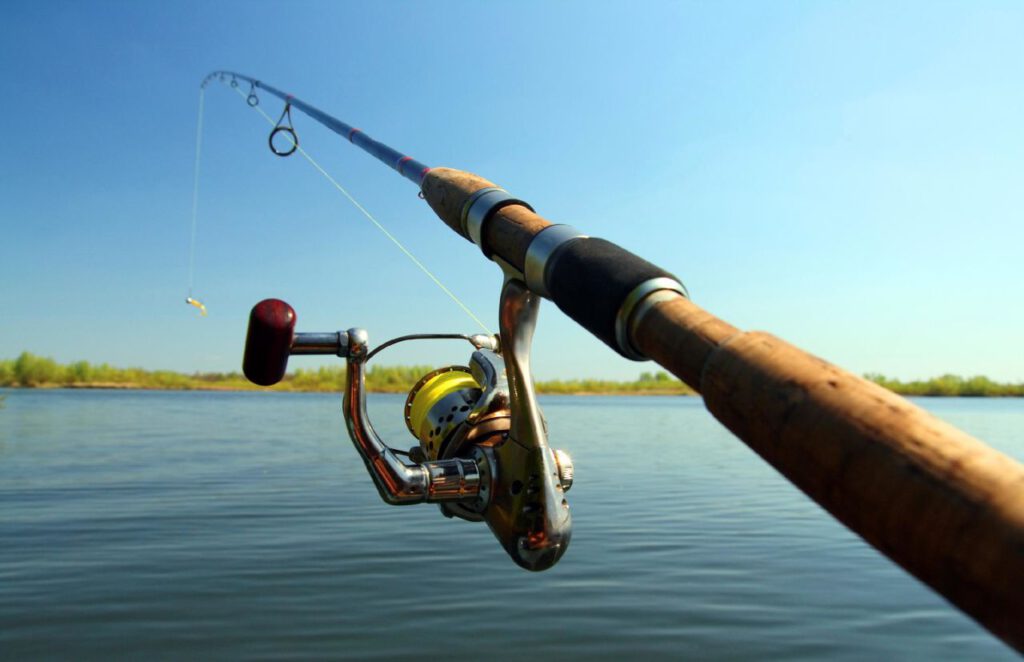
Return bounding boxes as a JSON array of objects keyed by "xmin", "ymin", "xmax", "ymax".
[{"xmin": 546, "ymin": 238, "xmax": 680, "ymax": 357}]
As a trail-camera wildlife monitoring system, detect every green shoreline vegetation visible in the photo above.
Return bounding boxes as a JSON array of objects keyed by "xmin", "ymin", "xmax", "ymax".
[
  {"xmin": 1, "ymin": 352, "xmax": 1023, "ymax": 397},
  {"xmin": 0, "ymin": 352, "xmax": 695, "ymax": 395}
]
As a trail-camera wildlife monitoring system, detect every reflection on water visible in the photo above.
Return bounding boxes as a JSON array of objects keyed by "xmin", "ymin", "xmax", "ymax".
[{"xmin": 0, "ymin": 389, "xmax": 1019, "ymax": 659}]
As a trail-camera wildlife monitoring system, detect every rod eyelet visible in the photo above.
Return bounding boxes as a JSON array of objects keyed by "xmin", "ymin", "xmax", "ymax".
[{"xmin": 269, "ymin": 126, "xmax": 298, "ymax": 157}]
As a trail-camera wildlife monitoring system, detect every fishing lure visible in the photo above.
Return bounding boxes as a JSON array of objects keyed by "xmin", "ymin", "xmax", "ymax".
[{"xmin": 185, "ymin": 297, "xmax": 207, "ymax": 316}]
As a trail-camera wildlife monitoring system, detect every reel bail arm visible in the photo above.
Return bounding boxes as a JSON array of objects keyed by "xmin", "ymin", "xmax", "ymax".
[{"xmin": 342, "ymin": 327, "xmax": 483, "ymax": 505}]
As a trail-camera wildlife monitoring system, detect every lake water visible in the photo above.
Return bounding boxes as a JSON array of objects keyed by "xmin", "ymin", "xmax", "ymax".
[{"xmin": 1, "ymin": 389, "xmax": 1020, "ymax": 659}]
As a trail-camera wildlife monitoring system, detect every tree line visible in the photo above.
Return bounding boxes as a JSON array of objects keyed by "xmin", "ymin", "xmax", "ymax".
[
  {"xmin": 864, "ymin": 373, "xmax": 1024, "ymax": 397},
  {"xmin": 3, "ymin": 352, "xmax": 1022, "ymax": 396},
  {"xmin": 0, "ymin": 352, "xmax": 694, "ymax": 394}
]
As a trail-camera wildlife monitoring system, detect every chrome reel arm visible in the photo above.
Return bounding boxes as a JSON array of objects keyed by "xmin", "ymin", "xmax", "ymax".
[
  {"xmin": 471, "ymin": 276, "xmax": 572, "ymax": 570},
  {"xmin": 343, "ymin": 328, "xmax": 482, "ymax": 505}
]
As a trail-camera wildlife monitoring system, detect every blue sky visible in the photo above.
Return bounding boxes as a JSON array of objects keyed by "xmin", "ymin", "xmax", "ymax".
[{"xmin": 1, "ymin": 1, "xmax": 1022, "ymax": 381}]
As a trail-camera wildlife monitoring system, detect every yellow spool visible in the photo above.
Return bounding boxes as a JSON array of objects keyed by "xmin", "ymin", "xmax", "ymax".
[{"xmin": 406, "ymin": 368, "xmax": 478, "ymax": 447}]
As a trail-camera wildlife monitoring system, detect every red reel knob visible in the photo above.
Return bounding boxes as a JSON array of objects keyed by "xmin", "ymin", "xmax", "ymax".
[{"xmin": 243, "ymin": 299, "xmax": 296, "ymax": 386}]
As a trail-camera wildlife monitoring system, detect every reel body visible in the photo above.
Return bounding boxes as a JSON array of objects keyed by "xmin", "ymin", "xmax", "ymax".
[{"xmin": 243, "ymin": 277, "xmax": 574, "ymax": 571}]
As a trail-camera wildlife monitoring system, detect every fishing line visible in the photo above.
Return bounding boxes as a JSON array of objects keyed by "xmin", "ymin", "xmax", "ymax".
[
  {"xmin": 229, "ymin": 84, "xmax": 491, "ymax": 334},
  {"xmin": 185, "ymin": 89, "xmax": 207, "ymax": 316}
]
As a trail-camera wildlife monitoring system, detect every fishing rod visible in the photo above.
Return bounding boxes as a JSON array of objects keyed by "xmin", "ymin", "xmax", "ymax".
[
  {"xmin": 201, "ymin": 71, "xmax": 1024, "ymax": 651},
  {"xmin": 202, "ymin": 71, "xmax": 430, "ymax": 184}
]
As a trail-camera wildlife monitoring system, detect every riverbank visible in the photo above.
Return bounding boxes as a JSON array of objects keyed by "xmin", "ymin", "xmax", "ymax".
[
  {"xmin": 3, "ymin": 353, "xmax": 1023, "ymax": 397},
  {"xmin": 1, "ymin": 352, "xmax": 695, "ymax": 395},
  {"xmin": 12, "ymin": 383, "xmax": 695, "ymax": 396}
]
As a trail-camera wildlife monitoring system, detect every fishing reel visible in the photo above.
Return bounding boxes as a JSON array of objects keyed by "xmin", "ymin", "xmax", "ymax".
[{"xmin": 242, "ymin": 278, "xmax": 573, "ymax": 571}]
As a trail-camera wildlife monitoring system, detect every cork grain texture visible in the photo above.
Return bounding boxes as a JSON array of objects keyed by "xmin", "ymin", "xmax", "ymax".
[{"xmin": 698, "ymin": 330, "xmax": 1024, "ymax": 649}]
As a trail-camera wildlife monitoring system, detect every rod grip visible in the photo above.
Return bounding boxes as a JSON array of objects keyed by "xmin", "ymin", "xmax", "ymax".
[
  {"xmin": 634, "ymin": 297, "xmax": 1024, "ymax": 651},
  {"xmin": 243, "ymin": 299, "xmax": 296, "ymax": 386},
  {"xmin": 546, "ymin": 238, "xmax": 681, "ymax": 358}
]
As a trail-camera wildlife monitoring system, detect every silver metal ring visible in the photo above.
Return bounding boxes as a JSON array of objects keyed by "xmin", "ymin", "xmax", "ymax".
[
  {"xmin": 523, "ymin": 225, "xmax": 587, "ymax": 298},
  {"xmin": 615, "ymin": 277, "xmax": 689, "ymax": 360},
  {"xmin": 460, "ymin": 187, "xmax": 502, "ymax": 238},
  {"xmin": 461, "ymin": 188, "xmax": 533, "ymax": 257}
]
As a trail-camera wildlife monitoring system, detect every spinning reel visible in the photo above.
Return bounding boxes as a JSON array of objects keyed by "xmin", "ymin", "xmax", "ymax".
[{"xmin": 242, "ymin": 276, "xmax": 574, "ymax": 571}]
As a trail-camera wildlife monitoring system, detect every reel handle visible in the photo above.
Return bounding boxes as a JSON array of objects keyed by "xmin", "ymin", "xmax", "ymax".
[
  {"xmin": 243, "ymin": 299, "xmax": 349, "ymax": 386},
  {"xmin": 243, "ymin": 299, "xmax": 296, "ymax": 386}
]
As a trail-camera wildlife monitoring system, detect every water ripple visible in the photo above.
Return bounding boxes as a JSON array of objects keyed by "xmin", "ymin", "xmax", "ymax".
[{"xmin": 0, "ymin": 390, "xmax": 1018, "ymax": 659}]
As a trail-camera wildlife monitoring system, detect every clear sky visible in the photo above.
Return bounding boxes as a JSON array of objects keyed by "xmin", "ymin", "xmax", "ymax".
[{"xmin": 1, "ymin": 1, "xmax": 1022, "ymax": 382}]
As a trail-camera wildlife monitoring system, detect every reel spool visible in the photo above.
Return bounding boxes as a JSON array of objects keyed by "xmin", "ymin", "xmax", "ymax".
[
  {"xmin": 405, "ymin": 366, "xmax": 480, "ymax": 461},
  {"xmin": 242, "ymin": 278, "xmax": 574, "ymax": 571}
]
